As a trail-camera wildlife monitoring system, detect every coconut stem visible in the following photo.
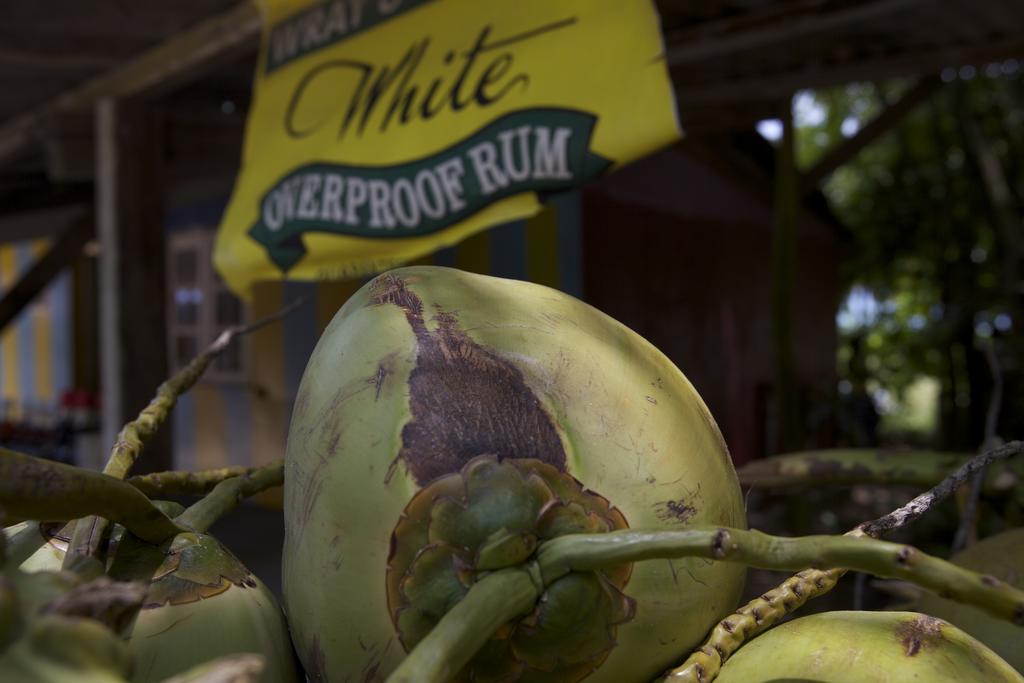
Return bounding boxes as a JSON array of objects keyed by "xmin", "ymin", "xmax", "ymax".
[
  {"xmin": 175, "ymin": 462, "xmax": 285, "ymax": 533},
  {"xmin": 664, "ymin": 561, "xmax": 848, "ymax": 682},
  {"xmin": 3, "ymin": 521, "xmax": 44, "ymax": 568},
  {"xmin": 103, "ymin": 300, "xmax": 305, "ymax": 482},
  {"xmin": 386, "ymin": 566, "xmax": 542, "ymax": 683},
  {"xmin": 389, "ymin": 524, "xmax": 1023, "ymax": 683},
  {"xmin": 860, "ymin": 440, "xmax": 1023, "ymax": 536},
  {"xmin": 667, "ymin": 440, "xmax": 1024, "ymax": 682},
  {"xmin": 737, "ymin": 443, "xmax": 1024, "ymax": 503},
  {"xmin": 65, "ymin": 298, "xmax": 305, "ymax": 565},
  {"xmin": 0, "ymin": 449, "xmax": 183, "ymax": 544},
  {"xmin": 127, "ymin": 464, "xmax": 264, "ymax": 498},
  {"xmin": 536, "ymin": 527, "xmax": 1024, "ymax": 625}
]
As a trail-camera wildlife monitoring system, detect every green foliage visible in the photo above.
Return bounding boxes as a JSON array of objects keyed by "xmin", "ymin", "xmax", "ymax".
[{"xmin": 793, "ymin": 66, "xmax": 1024, "ymax": 448}]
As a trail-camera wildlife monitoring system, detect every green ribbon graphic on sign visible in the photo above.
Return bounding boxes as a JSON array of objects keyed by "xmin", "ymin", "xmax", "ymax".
[{"xmin": 248, "ymin": 108, "xmax": 610, "ymax": 272}]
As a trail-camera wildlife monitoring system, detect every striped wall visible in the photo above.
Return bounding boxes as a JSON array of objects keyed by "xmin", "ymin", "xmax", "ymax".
[
  {"xmin": 170, "ymin": 193, "xmax": 583, "ymax": 492},
  {"xmin": 0, "ymin": 240, "xmax": 74, "ymax": 414}
]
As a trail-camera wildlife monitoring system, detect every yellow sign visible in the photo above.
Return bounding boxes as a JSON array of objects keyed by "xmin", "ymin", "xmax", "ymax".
[{"xmin": 215, "ymin": 0, "xmax": 680, "ymax": 296}]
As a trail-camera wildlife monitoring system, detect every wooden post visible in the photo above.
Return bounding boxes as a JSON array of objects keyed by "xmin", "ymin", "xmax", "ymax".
[
  {"xmin": 72, "ymin": 246, "xmax": 100, "ymax": 397},
  {"xmin": 772, "ymin": 99, "xmax": 802, "ymax": 453},
  {"xmin": 95, "ymin": 98, "xmax": 171, "ymax": 472}
]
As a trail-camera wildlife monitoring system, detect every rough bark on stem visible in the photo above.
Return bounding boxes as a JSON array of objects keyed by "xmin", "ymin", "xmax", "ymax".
[
  {"xmin": 386, "ymin": 567, "xmax": 542, "ymax": 683},
  {"xmin": 175, "ymin": 462, "xmax": 285, "ymax": 533},
  {"xmin": 859, "ymin": 440, "xmax": 1022, "ymax": 536},
  {"xmin": 664, "ymin": 566, "xmax": 847, "ymax": 681},
  {"xmin": 103, "ymin": 300, "xmax": 303, "ymax": 481},
  {"xmin": 127, "ymin": 465, "xmax": 259, "ymax": 498},
  {"xmin": 0, "ymin": 449, "xmax": 183, "ymax": 543},
  {"xmin": 65, "ymin": 298, "xmax": 304, "ymax": 564}
]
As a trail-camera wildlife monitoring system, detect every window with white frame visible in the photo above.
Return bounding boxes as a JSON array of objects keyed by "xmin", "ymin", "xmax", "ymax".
[{"xmin": 167, "ymin": 229, "xmax": 247, "ymax": 381}]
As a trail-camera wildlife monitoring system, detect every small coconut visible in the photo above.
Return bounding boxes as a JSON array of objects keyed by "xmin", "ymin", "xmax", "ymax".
[
  {"xmin": 907, "ymin": 528, "xmax": 1024, "ymax": 672},
  {"xmin": 4, "ymin": 520, "xmax": 299, "ymax": 683},
  {"xmin": 715, "ymin": 610, "xmax": 1022, "ymax": 682}
]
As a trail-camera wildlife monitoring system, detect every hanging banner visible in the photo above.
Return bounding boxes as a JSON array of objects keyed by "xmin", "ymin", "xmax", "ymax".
[{"xmin": 214, "ymin": 0, "xmax": 680, "ymax": 296}]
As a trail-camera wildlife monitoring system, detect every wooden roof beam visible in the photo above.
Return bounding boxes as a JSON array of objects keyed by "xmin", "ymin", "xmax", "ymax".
[
  {"xmin": 0, "ymin": 215, "xmax": 93, "ymax": 334},
  {"xmin": 799, "ymin": 75, "xmax": 942, "ymax": 194},
  {"xmin": 0, "ymin": 1, "xmax": 259, "ymax": 168},
  {"xmin": 0, "ymin": 181, "xmax": 92, "ymax": 217},
  {"xmin": 666, "ymin": 0, "xmax": 927, "ymax": 66},
  {"xmin": 675, "ymin": 36, "xmax": 1024, "ymax": 105}
]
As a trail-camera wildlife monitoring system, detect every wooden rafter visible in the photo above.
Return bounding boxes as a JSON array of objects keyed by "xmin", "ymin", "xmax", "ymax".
[
  {"xmin": 0, "ymin": 181, "xmax": 92, "ymax": 216},
  {"xmin": 0, "ymin": 1, "xmax": 259, "ymax": 167},
  {"xmin": 0, "ymin": 215, "xmax": 93, "ymax": 333},
  {"xmin": 666, "ymin": 0, "xmax": 927, "ymax": 66},
  {"xmin": 675, "ymin": 36, "xmax": 1024, "ymax": 106},
  {"xmin": 800, "ymin": 75, "xmax": 942, "ymax": 194}
]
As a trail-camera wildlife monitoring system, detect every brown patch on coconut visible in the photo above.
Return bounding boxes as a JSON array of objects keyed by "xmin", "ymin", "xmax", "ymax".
[
  {"xmin": 654, "ymin": 497, "xmax": 697, "ymax": 524},
  {"xmin": 306, "ymin": 634, "xmax": 327, "ymax": 682},
  {"xmin": 368, "ymin": 354, "xmax": 398, "ymax": 402},
  {"xmin": 894, "ymin": 615, "xmax": 946, "ymax": 656},
  {"xmin": 368, "ymin": 274, "xmax": 567, "ymax": 485},
  {"xmin": 980, "ymin": 574, "xmax": 999, "ymax": 587}
]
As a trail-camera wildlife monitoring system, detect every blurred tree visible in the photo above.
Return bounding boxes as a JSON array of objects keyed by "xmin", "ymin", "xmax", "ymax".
[{"xmin": 793, "ymin": 64, "xmax": 1024, "ymax": 450}]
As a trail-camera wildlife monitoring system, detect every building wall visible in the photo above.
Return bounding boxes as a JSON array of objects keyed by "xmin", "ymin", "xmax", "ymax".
[
  {"xmin": 0, "ymin": 239, "xmax": 74, "ymax": 415},
  {"xmin": 581, "ymin": 145, "xmax": 840, "ymax": 465}
]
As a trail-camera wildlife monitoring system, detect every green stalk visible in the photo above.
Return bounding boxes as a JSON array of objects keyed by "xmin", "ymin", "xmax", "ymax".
[
  {"xmin": 537, "ymin": 527, "xmax": 1024, "ymax": 624},
  {"xmin": 664, "ymin": 563, "xmax": 848, "ymax": 682},
  {"xmin": 175, "ymin": 462, "xmax": 285, "ymax": 533},
  {"xmin": 64, "ymin": 351, "xmax": 238, "ymax": 564},
  {"xmin": 3, "ymin": 521, "xmax": 45, "ymax": 568},
  {"xmin": 105, "ymin": 355, "xmax": 218, "ymax": 482},
  {"xmin": 737, "ymin": 446, "xmax": 1024, "ymax": 502},
  {"xmin": 667, "ymin": 440, "xmax": 1024, "ymax": 682},
  {"xmin": 127, "ymin": 465, "xmax": 260, "ymax": 498},
  {"xmin": 0, "ymin": 450, "xmax": 183, "ymax": 544},
  {"xmin": 386, "ymin": 566, "xmax": 542, "ymax": 683},
  {"xmin": 389, "ymin": 526, "xmax": 1024, "ymax": 683},
  {"xmin": 103, "ymin": 299, "xmax": 304, "ymax": 482},
  {"xmin": 65, "ymin": 299, "xmax": 304, "ymax": 564}
]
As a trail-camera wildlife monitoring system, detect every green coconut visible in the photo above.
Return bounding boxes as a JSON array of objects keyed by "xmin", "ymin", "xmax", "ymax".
[
  {"xmin": 0, "ymin": 615, "xmax": 134, "ymax": 683},
  {"xmin": 112, "ymin": 532, "xmax": 299, "ymax": 683},
  {"xmin": 0, "ymin": 563, "xmax": 139, "ymax": 683},
  {"xmin": 4, "ymin": 521, "xmax": 299, "ymax": 683},
  {"xmin": 904, "ymin": 527, "xmax": 1024, "ymax": 672},
  {"xmin": 284, "ymin": 267, "xmax": 746, "ymax": 681},
  {"xmin": 714, "ymin": 610, "xmax": 1023, "ymax": 683}
]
